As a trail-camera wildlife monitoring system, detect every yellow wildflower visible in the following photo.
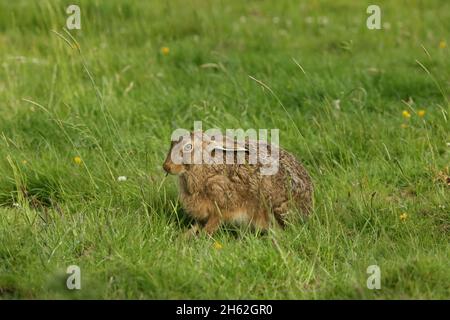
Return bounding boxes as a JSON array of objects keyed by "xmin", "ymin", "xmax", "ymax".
[
  {"xmin": 402, "ymin": 110, "xmax": 411, "ymax": 119},
  {"xmin": 74, "ymin": 156, "xmax": 82, "ymax": 165},
  {"xmin": 399, "ymin": 213, "xmax": 408, "ymax": 221},
  {"xmin": 417, "ymin": 110, "xmax": 426, "ymax": 117},
  {"xmin": 161, "ymin": 47, "xmax": 170, "ymax": 55},
  {"xmin": 213, "ymin": 241, "xmax": 223, "ymax": 250},
  {"xmin": 439, "ymin": 40, "xmax": 447, "ymax": 49}
]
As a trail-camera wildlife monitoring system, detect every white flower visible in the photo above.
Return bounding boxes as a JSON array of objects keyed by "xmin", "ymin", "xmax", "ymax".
[
  {"xmin": 318, "ymin": 16, "xmax": 329, "ymax": 25},
  {"xmin": 447, "ymin": 142, "xmax": 450, "ymax": 147},
  {"xmin": 117, "ymin": 176, "xmax": 127, "ymax": 182},
  {"xmin": 333, "ymin": 99, "xmax": 341, "ymax": 110},
  {"xmin": 13, "ymin": 203, "xmax": 20, "ymax": 208}
]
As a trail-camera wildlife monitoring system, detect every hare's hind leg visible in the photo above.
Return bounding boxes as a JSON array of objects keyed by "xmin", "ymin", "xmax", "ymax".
[
  {"xmin": 250, "ymin": 210, "xmax": 271, "ymax": 231},
  {"xmin": 272, "ymin": 201, "xmax": 290, "ymax": 227}
]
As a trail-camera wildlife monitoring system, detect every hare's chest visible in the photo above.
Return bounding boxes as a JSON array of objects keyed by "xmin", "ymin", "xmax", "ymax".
[{"xmin": 179, "ymin": 193, "xmax": 213, "ymax": 220}]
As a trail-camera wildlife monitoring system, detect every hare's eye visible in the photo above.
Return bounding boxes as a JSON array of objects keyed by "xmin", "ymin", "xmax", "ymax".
[{"xmin": 183, "ymin": 143, "xmax": 193, "ymax": 152}]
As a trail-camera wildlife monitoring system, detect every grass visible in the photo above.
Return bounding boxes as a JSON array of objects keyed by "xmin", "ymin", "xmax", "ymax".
[{"xmin": 0, "ymin": 0, "xmax": 449, "ymax": 299}]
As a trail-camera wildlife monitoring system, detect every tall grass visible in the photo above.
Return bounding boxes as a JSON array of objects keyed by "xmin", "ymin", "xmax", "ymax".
[{"xmin": 0, "ymin": 0, "xmax": 449, "ymax": 299}]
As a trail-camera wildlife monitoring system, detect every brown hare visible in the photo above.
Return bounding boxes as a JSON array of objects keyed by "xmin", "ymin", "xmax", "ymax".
[{"xmin": 163, "ymin": 131, "xmax": 313, "ymax": 236}]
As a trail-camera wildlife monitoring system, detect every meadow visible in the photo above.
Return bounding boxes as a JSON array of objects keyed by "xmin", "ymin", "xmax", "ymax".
[{"xmin": 0, "ymin": 0, "xmax": 449, "ymax": 299}]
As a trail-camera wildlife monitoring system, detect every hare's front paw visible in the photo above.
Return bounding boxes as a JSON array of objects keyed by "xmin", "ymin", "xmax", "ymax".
[
  {"xmin": 183, "ymin": 223, "xmax": 201, "ymax": 239},
  {"xmin": 203, "ymin": 216, "xmax": 221, "ymax": 235}
]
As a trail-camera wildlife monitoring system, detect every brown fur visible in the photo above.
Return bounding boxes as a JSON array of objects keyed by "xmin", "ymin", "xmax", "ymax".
[{"xmin": 163, "ymin": 132, "xmax": 313, "ymax": 236}]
